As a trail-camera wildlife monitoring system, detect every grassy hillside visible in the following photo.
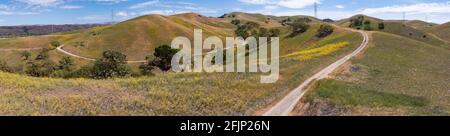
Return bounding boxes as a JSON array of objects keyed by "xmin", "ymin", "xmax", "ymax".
[
  {"xmin": 337, "ymin": 15, "xmax": 449, "ymax": 49},
  {"xmin": 61, "ymin": 13, "xmax": 235, "ymax": 60},
  {"xmin": 381, "ymin": 21, "xmax": 448, "ymax": 48},
  {"xmin": 428, "ymin": 22, "xmax": 450, "ymax": 42},
  {"xmin": 0, "ymin": 23, "xmax": 363, "ymax": 115},
  {"xmin": 299, "ymin": 32, "xmax": 450, "ymax": 116},
  {"xmin": 0, "ymin": 35, "xmax": 61, "ymax": 49},
  {"xmin": 404, "ymin": 20, "xmax": 437, "ymax": 30}
]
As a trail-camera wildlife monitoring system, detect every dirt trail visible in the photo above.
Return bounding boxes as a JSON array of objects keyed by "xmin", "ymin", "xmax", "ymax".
[{"xmin": 263, "ymin": 26, "xmax": 370, "ymax": 116}]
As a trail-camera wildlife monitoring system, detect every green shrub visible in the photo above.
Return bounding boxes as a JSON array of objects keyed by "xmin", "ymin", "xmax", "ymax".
[
  {"xmin": 0, "ymin": 60, "xmax": 11, "ymax": 72},
  {"xmin": 316, "ymin": 24, "xmax": 334, "ymax": 38},
  {"xmin": 58, "ymin": 56, "xmax": 75, "ymax": 71},
  {"xmin": 21, "ymin": 51, "xmax": 31, "ymax": 60},
  {"xmin": 231, "ymin": 19, "xmax": 241, "ymax": 26},
  {"xmin": 35, "ymin": 48, "xmax": 51, "ymax": 60},
  {"xmin": 378, "ymin": 22, "xmax": 385, "ymax": 30},
  {"xmin": 91, "ymin": 50, "xmax": 132, "ymax": 79},
  {"xmin": 51, "ymin": 41, "xmax": 61, "ymax": 48},
  {"xmin": 24, "ymin": 59, "xmax": 56, "ymax": 77},
  {"xmin": 288, "ymin": 20, "xmax": 310, "ymax": 37},
  {"xmin": 140, "ymin": 45, "xmax": 179, "ymax": 73}
]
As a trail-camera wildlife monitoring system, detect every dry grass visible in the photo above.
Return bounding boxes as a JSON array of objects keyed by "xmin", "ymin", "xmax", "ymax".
[{"xmin": 0, "ymin": 26, "xmax": 363, "ymax": 115}]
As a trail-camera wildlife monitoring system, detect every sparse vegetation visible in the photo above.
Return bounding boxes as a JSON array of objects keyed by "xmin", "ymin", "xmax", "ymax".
[
  {"xmin": 231, "ymin": 19, "xmax": 241, "ymax": 26},
  {"xmin": 20, "ymin": 51, "xmax": 31, "ymax": 60},
  {"xmin": 301, "ymin": 32, "xmax": 450, "ymax": 115},
  {"xmin": 0, "ymin": 60, "xmax": 11, "ymax": 72}
]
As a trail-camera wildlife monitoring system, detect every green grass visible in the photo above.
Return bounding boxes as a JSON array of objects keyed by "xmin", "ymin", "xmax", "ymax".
[
  {"xmin": 302, "ymin": 32, "xmax": 450, "ymax": 115},
  {"xmin": 381, "ymin": 22, "xmax": 448, "ymax": 48},
  {"xmin": 0, "ymin": 35, "xmax": 60, "ymax": 49},
  {"xmin": 306, "ymin": 79, "xmax": 428, "ymax": 108}
]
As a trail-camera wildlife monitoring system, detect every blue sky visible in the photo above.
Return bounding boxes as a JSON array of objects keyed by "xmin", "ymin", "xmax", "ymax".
[{"xmin": 1, "ymin": 0, "xmax": 450, "ymax": 25}]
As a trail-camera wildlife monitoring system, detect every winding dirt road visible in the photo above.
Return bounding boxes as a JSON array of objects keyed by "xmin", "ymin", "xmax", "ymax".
[
  {"xmin": 56, "ymin": 45, "xmax": 146, "ymax": 63},
  {"xmin": 263, "ymin": 28, "xmax": 370, "ymax": 116}
]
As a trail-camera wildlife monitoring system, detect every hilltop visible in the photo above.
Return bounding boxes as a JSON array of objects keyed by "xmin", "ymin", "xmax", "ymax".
[{"xmin": 336, "ymin": 14, "xmax": 449, "ymax": 48}]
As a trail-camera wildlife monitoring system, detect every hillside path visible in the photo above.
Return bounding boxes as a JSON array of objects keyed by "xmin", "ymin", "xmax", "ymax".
[
  {"xmin": 56, "ymin": 45, "xmax": 146, "ymax": 63},
  {"xmin": 263, "ymin": 26, "xmax": 370, "ymax": 116}
]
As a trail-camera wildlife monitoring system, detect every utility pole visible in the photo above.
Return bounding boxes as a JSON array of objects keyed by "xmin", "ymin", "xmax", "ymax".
[
  {"xmin": 403, "ymin": 11, "xmax": 406, "ymax": 24},
  {"xmin": 111, "ymin": 9, "xmax": 115, "ymax": 23},
  {"xmin": 314, "ymin": 2, "xmax": 318, "ymax": 18}
]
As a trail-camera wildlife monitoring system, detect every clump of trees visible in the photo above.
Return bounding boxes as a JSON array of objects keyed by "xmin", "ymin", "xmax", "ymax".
[
  {"xmin": 0, "ymin": 60, "xmax": 11, "ymax": 72},
  {"xmin": 316, "ymin": 24, "xmax": 334, "ymax": 38},
  {"xmin": 349, "ymin": 16, "xmax": 365, "ymax": 28},
  {"xmin": 235, "ymin": 22, "xmax": 260, "ymax": 39},
  {"xmin": 51, "ymin": 41, "xmax": 61, "ymax": 48},
  {"xmin": 3, "ymin": 42, "xmax": 183, "ymax": 79},
  {"xmin": 140, "ymin": 45, "xmax": 179, "ymax": 74},
  {"xmin": 24, "ymin": 48, "xmax": 57, "ymax": 77},
  {"xmin": 378, "ymin": 22, "xmax": 385, "ymax": 30},
  {"xmin": 363, "ymin": 20, "xmax": 372, "ymax": 30},
  {"xmin": 21, "ymin": 51, "xmax": 31, "ymax": 60},
  {"xmin": 349, "ymin": 15, "xmax": 384, "ymax": 31},
  {"xmin": 288, "ymin": 19, "xmax": 310, "ymax": 37},
  {"xmin": 234, "ymin": 21, "xmax": 280, "ymax": 38},
  {"xmin": 231, "ymin": 19, "xmax": 241, "ymax": 26},
  {"xmin": 91, "ymin": 50, "xmax": 132, "ymax": 79}
]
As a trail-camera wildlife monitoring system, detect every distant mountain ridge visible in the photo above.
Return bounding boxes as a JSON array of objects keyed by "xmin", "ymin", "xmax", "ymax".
[{"xmin": 0, "ymin": 24, "xmax": 108, "ymax": 37}]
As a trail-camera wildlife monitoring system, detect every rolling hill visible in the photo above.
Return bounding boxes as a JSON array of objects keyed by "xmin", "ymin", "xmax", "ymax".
[
  {"xmin": 60, "ymin": 13, "xmax": 236, "ymax": 60},
  {"xmin": 337, "ymin": 15, "xmax": 449, "ymax": 49},
  {"xmin": 0, "ymin": 12, "xmax": 448, "ymax": 116},
  {"xmin": 298, "ymin": 32, "xmax": 450, "ymax": 115},
  {"xmin": 0, "ymin": 24, "xmax": 107, "ymax": 37},
  {"xmin": 428, "ymin": 22, "xmax": 450, "ymax": 42},
  {"xmin": 0, "ymin": 12, "xmax": 366, "ymax": 115}
]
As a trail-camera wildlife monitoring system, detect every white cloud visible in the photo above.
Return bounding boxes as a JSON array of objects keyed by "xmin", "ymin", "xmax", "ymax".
[
  {"xmin": 15, "ymin": 0, "xmax": 63, "ymax": 6},
  {"xmin": 361, "ymin": 2, "xmax": 450, "ymax": 14},
  {"xmin": 141, "ymin": 10, "xmax": 174, "ymax": 15},
  {"xmin": 0, "ymin": 4, "xmax": 14, "ymax": 10},
  {"xmin": 239, "ymin": 0, "xmax": 320, "ymax": 9},
  {"xmin": 61, "ymin": 5, "xmax": 83, "ymax": 9},
  {"xmin": 336, "ymin": 5, "xmax": 344, "ymax": 9},
  {"xmin": 90, "ymin": 0, "xmax": 128, "ymax": 4},
  {"xmin": 77, "ymin": 15, "xmax": 108, "ymax": 21},
  {"xmin": 0, "ymin": 11, "xmax": 38, "ymax": 15},
  {"xmin": 116, "ymin": 11, "xmax": 128, "ymax": 17},
  {"xmin": 278, "ymin": 0, "xmax": 319, "ymax": 9},
  {"xmin": 129, "ymin": 0, "xmax": 159, "ymax": 9}
]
